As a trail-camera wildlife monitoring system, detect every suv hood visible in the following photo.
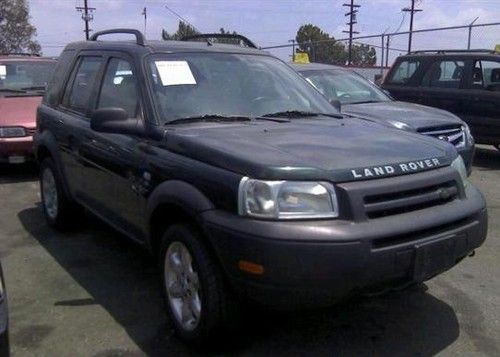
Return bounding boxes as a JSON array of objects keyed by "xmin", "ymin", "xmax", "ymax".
[
  {"xmin": 164, "ymin": 117, "xmax": 455, "ymax": 182},
  {"xmin": 342, "ymin": 101, "xmax": 463, "ymax": 131},
  {"xmin": 0, "ymin": 96, "xmax": 41, "ymax": 128}
]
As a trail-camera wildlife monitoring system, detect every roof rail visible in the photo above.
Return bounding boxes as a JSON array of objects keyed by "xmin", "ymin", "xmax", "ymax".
[
  {"xmin": 409, "ymin": 49, "xmax": 496, "ymax": 55},
  {"xmin": 180, "ymin": 34, "xmax": 258, "ymax": 49},
  {"xmin": 0, "ymin": 53, "xmax": 40, "ymax": 57},
  {"xmin": 89, "ymin": 28, "xmax": 146, "ymax": 46}
]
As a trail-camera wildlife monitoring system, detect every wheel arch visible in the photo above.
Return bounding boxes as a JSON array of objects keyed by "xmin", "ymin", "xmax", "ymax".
[{"xmin": 147, "ymin": 180, "xmax": 215, "ymax": 258}]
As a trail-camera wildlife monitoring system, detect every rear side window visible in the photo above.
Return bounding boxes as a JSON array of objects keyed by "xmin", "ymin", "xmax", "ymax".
[
  {"xmin": 471, "ymin": 60, "xmax": 500, "ymax": 90},
  {"xmin": 97, "ymin": 58, "xmax": 140, "ymax": 118},
  {"xmin": 387, "ymin": 60, "xmax": 421, "ymax": 84},
  {"xmin": 64, "ymin": 56, "xmax": 103, "ymax": 113},
  {"xmin": 44, "ymin": 50, "xmax": 75, "ymax": 106},
  {"xmin": 422, "ymin": 60, "xmax": 465, "ymax": 89}
]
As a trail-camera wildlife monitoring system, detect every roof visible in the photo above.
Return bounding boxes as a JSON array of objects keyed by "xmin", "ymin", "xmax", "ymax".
[
  {"xmin": 399, "ymin": 49, "xmax": 499, "ymax": 58},
  {"xmin": 63, "ymin": 39, "xmax": 269, "ymax": 56},
  {"xmin": 0, "ymin": 55, "xmax": 56, "ymax": 62}
]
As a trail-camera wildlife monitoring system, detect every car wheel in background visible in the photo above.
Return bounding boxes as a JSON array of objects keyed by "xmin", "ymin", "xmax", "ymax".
[
  {"xmin": 160, "ymin": 224, "xmax": 238, "ymax": 345},
  {"xmin": 39, "ymin": 158, "xmax": 81, "ymax": 230}
]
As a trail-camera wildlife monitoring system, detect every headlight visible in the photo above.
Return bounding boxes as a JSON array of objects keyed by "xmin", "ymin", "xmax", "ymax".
[
  {"xmin": 238, "ymin": 178, "xmax": 339, "ymax": 219},
  {"xmin": 462, "ymin": 124, "xmax": 474, "ymax": 146},
  {"xmin": 0, "ymin": 126, "xmax": 26, "ymax": 138},
  {"xmin": 451, "ymin": 156, "xmax": 469, "ymax": 188}
]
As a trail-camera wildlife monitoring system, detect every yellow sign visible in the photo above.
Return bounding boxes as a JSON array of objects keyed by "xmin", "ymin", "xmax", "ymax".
[
  {"xmin": 495, "ymin": 44, "xmax": 500, "ymax": 53},
  {"xmin": 294, "ymin": 52, "xmax": 310, "ymax": 64}
]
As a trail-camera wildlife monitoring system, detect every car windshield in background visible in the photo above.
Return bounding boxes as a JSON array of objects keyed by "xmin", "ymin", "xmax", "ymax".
[
  {"xmin": 147, "ymin": 53, "xmax": 338, "ymax": 123},
  {"xmin": 300, "ymin": 69, "xmax": 391, "ymax": 105},
  {"xmin": 0, "ymin": 61, "xmax": 56, "ymax": 93}
]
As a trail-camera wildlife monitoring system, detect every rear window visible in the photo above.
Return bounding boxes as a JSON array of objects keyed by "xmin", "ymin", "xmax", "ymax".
[
  {"xmin": 387, "ymin": 59, "xmax": 421, "ymax": 84},
  {"xmin": 421, "ymin": 60, "xmax": 464, "ymax": 89},
  {"xmin": 0, "ymin": 60, "xmax": 56, "ymax": 91}
]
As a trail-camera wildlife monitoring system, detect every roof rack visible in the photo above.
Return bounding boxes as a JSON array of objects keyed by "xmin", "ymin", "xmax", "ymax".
[
  {"xmin": 180, "ymin": 34, "xmax": 258, "ymax": 49},
  {"xmin": 0, "ymin": 53, "xmax": 40, "ymax": 57},
  {"xmin": 89, "ymin": 28, "xmax": 146, "ymax": 46},
  {"xmin": 409, "ymin": 49, "xmax": 496, "ymax": 55}
]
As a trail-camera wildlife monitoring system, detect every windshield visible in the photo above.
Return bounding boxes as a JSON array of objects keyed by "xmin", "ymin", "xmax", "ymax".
[
  {"xmin": 147, "ymin": 53, "xmax": 338, "ymax": 123},
  {"xmin": 300, "ymin": 69, "xmax": 391, "ymax": 105},
  {"xmin": 0, "ymin": 60, "xmax": 56, "ymax": 93}
]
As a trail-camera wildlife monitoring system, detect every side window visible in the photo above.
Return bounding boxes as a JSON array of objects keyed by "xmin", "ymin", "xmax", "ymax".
[
  {"xmin": 387, "ymin": 60, "xmax": 421, "ymax": 84},
  {"xmin": 44, "ymin": 49, "xmax": 75, "ymax": 107},
  {"xmin": 471, "ymin": 60, "xmax": 500, "ymax": 90},
  {"xmin": 97, "ymin": 58, "xmax": 139, "ymax": 118},
  {"xmin": 422, "ymin": 60, "xmax": 464, "ymax": 89},
  {"xmin": 64, "ymin": 56, "xmax": 103, "ymax": 113}
]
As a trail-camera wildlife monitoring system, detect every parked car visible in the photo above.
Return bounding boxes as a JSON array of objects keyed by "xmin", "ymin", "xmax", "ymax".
[
  {"xmin": 292, "ymin": 62, "xmax": 475, "ymax": 173},
  {"xmin": 35, "ymin": 29, "xmax": 487, "ymax": 344},
  {"xmin": 0, "ymin": 54, "xmax": 57, "ymax": 164},
  {"xmin": 381, "ymin": 49, "xmax": 500, "ymax": 150}
]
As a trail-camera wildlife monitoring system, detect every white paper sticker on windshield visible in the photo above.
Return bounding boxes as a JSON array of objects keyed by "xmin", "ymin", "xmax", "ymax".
[
  {"xmin": 0, "ymin": 65, "xmax": 6, "ymax": 77},
  {"xmin": 155, "ymin": 61, "xmax": 196, "ymax": 86}
]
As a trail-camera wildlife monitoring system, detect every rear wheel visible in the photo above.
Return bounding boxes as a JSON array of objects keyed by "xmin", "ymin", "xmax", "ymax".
[
  {"xmin": 40, "ymin": 158, "xmax": 81, "ymax": 229},
  {"xmin": 160, "ymin": 224, "xmax": 237, "ymax": 344}
]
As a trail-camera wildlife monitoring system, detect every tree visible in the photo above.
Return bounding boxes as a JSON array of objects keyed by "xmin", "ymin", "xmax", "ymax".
[
  {"xmin": 295, "ymin": 24, "xmax": 376, "ymax": 66},
  {"xmin": 162, "ymin": 21, "xmax": 199, "ymax": 41},
  {"xmin": 0, "ymin": 0, "xmax": 41, "ymax": 55}
]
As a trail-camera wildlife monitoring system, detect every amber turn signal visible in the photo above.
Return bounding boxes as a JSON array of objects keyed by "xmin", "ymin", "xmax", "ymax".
[{"xmin": 238, "ymin": 260, "xmax": 264, "ymax": 275}]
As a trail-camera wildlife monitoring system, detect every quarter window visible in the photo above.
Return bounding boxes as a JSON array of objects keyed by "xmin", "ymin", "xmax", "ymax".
[
  {"xmin": 387, "ymin": 60, "xmax": 421, "ymax": 84},
  {"xmin": 97, "ymin": 58, "xmax": 140, "ymax": 118},
  {"xmin": 65, "ymin": 56, "xmax": 103, "ymax": 113},
  {"xmin": 471, "ymin": 60, "xmax": 500, "ymax": 90},
  {"xmin": 422, "ymin": 60, "xmax": 464, "ymax": 89}
]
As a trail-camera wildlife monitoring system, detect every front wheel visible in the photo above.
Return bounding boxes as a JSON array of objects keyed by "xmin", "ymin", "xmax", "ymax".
[{"xmin": 160, "ymin": 224, "xmax": 237, "ymax": 344}]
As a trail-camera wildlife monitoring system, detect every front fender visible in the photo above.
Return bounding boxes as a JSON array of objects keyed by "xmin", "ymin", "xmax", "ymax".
[{"xmin": 147, "ymin": 180, "xmax": 215, "ymax": 219}]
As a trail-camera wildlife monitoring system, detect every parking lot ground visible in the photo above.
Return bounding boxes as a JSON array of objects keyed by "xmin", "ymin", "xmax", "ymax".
[{"xmin": 0, "ymin": 146, "xmax": 499, "ymax": 357}]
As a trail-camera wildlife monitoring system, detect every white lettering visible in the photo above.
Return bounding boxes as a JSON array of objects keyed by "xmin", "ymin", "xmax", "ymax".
[
  {"xmin": 416, "ymin": 161, "xmax": 425, "ymax": 169},
  {"xmin": 385, "ymin": 166, "xmax": 395, "ymax": 174},
  {"xmin": 374, "ymin": 167, "xmax": 385, "ymax": 176},
  {"xmin": 352, "ymin": 169, "xmax": 363, "ymax": 178},
  {"xmin": 364, "ymin": 168, "xmax": 374, "ymax": 177},
  {"xmin": 400, "ymin": 163, "xmax": 409, "ymax": 172},
  {"xmin": 425, "ymin": 159, "xmax": 432, "ymax": 167},
  {"xmin": 432, "ymin": 158, "xmax": 440, "ymax": 165},
  {"xmin": 409, "ymin": 162, "xmax": 418, "ymax": 170}
]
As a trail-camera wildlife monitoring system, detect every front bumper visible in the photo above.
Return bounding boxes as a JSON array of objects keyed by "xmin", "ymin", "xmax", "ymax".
[
  {"xmin": 202, "ymin": 184, "xmax": 487, "ymax": 308},
  {"xmin": 0, "ymin": 136, "xmax": 34, "ymax": 163}
]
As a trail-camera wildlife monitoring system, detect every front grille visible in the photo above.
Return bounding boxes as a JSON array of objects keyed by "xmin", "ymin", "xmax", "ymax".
[
  {"xmin": 363, "ymin": 180, "xmax": 458, "ymax": 219},
  {"xmin": 418, "ymin": 125, "xmax": 465, "ymax": 148}
]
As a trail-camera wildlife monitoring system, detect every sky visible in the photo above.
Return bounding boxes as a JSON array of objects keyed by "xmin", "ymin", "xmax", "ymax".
[{"xmin": 28, "ymin": 0, "xmax": 500, "ymax": 64}]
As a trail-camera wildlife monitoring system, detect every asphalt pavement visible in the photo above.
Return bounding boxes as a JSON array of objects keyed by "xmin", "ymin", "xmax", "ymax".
[{"xmin": 0, "ymin": 146, "xmax": 499, "ymax": 356}]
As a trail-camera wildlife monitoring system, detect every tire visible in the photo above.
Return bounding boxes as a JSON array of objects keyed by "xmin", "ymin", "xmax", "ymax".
[
  {"xmin": 39, "ymin": 158, "xmax": 81, "ymax": 230},
  {"xmin": 160, "ymin": 224, "xmax": 237, "ymax": 345}
]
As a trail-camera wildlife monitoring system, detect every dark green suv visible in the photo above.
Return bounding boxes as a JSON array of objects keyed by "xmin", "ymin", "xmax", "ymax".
[{"xmin": 34, "ymin": 30, "xmax": 487, "ymax": 344}]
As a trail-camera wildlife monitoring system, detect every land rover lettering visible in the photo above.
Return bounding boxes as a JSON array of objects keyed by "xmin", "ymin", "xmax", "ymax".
[{"xmin": 351, "ymin": 158, "xmax": 441, "ymax": 179}]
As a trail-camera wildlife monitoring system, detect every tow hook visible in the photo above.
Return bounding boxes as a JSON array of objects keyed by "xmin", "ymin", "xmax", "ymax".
[{"xmin": 469, "ymin": 250, "xmax": 476, "ymax": 257}]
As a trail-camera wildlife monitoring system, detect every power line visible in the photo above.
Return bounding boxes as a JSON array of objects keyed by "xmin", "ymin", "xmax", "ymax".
[
  {"xmin": 402, "ymin": 0, "xmax": 423, "ymax": 53},
  {"xmin": 342, "ymin": 0, "xmax": 360, "ymax": 66},
  {"xmin": 75, "ymin": 0, "xmax": 95, "ymax": 40},
  {"xmin": 164, "ymin": 3, "xmax": 200, "ymax": 33}
]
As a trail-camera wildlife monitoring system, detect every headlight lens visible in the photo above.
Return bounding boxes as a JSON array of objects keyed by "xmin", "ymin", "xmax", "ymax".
[
  {"xmin": 0, "ymin": 126, "xmax": 26, "ymax": 138},
  {"xmin": 451, "ymin": 156, "xmax": 469, "ymax": 188},
  {"xmin": 238, "ymin": 178, "xmax": 339, "ymax": 219},
  {"xmin": 463, "ymin": 124, "xmax": 474, "ymax": 146}
]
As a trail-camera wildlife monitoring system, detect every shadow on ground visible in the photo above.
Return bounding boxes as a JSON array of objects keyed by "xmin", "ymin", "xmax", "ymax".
[
  {"xmin": 473, "ymin": 146, "xmax": 500, "ymax": 171},
  {"xmin": 0, "ymin": 163, "xmax": 37, "ymax": 184},
  {"xmin": 18, "ymin": 206, "xmax": 460, "ymax": 356}
]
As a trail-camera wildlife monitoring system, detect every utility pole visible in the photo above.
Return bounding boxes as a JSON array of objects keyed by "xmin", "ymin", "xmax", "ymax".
[
  {"xmin": 288, "ymin": 39, "xmax": 296, "ymax": 61},
  {"xmin": 402, "ymin": 0, "xmax": 422, "ymax": 53},
  {"xmin": 76, "ymin": 0, "xmax": 95, "ymax": 40},
  {"xmin": 343, "ymin": 0, "xmax": 360, "ymax": 66}
]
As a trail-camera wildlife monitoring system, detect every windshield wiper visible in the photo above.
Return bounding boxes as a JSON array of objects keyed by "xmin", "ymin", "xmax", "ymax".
[
  {"xmin": 21, "ymin": 86, "xmax": 46, "ymax": 91},
  {"xmin": 0, "ymin": 88, "xmax": 26, "ymax": 93},
  {"xmin": 261, "ymin": 110, "xmax": 343, "ymax": 119},
  {"xmin": 167, "ymin": 114, "xmax": 253, "ymax": 125},
  {"xmin": 348, "ymin": 100, "xmax": 383, "ymax": 105}
]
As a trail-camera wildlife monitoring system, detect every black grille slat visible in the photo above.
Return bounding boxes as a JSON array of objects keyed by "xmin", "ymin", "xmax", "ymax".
[
  {"xmin": 363, "ymin": 181, "xmax": 458, "ymax": 219},
  {"xmin": 418, "ymin": 125, "xmax": 465, "ymax": 148}
]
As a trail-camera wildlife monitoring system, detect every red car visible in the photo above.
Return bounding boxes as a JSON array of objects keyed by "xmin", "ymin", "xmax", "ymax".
[{"xmin": 0, "ymin": 54, "xmax": 56, "ymax": 164}]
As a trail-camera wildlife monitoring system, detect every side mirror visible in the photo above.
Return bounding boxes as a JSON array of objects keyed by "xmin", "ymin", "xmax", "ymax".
[
  {"xmin": 90, "ymin": 108, "xmax": 143, "ymax": 136},
  {"xmin": 329, "ymin": 99, "xmax": 342, "ymax": 112}
]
